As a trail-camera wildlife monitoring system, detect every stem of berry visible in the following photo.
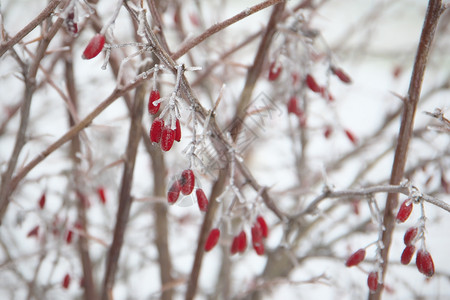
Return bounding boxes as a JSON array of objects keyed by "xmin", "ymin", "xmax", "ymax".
[{"xmin": 369, "ymin": 1, "xmax": 443, "ymax": 299}]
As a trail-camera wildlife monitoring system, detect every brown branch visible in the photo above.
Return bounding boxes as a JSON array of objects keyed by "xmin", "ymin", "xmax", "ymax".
[
  {"xmin": 101, "ymin": 65, "xmax": 148, "ymax": 300},
  {"xmin": 370, "ymin": 1, "xmax": 443, "ymax": 299},
  {"xmin": 0, "ymin": 0, "xmax": 62, "ymax": 57},
  {"xmin": 171, "ymin": 0, "xmax": 283, "ymax": 60},
  {"xmin": 229, "ymin": 1, "xmax": 286, "ymax": 139},
  {"xmin": 184, "ymin": 3, "xmax": 286, "ymax": 299},
  {"xmin": 0, "ymin": 15, "xmax": 64, "ymax": 224}
]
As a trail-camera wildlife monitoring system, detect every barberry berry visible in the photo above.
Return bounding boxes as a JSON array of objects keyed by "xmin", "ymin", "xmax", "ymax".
[
  {"xmin": 62, "ymin": 273, "xmax": 71, "ymax": 289},
  {"xmin": 331, "ymin": 66, "xmax": 352, "ymax": 84},
  {"xmin": 150, "ymin": 118, "xmax": 164, "ymax": 143},
  {"xmin": 38, "ymin": 193, "xmax": 46, "ymax": 209},
  {"xmin": 167, "ymin": 181, "xmax": 181, "ymax": 204},
  {"xmin": 403, "ymin": 227, "xmax": 418, "ymax": 245},
  {"xmin": 180, "ymin": 169, "xmax": 195, "ymax": 195},
  {"xmin": 205, "ymin": 228, "xmax": 220, "ymax": 251},
  {"xmin": 345, "ymin": 248, "xmax": 366, "ymax": 267},
  {"xmin": 401, "ymin": 245, "xmax": 416, "ymax": 265},
  {"xmin": 148, "ymin": 90, "xmax": 161, "ymax": 115},
  {"xmin": 196, "ymin": 188, "xmax": 209, "ymax": 212},
  {"xmin": 396, "ymin": 199, "xmax": 413, "ymax": 223},
  {"xmin": 306, "ymin": 74, "xmax": 321, "ymax": 93},
  {"xmin": 367, "ymin": 272, "xmax": 378, "ymax": 292},
  {"xmin": 256, "ymin": 216, "xmax": 269, "ymax": 238},
  {"xmin": 175, "ymin": 119, "xmax": 181, "ymax": 142},
  {"xmin": 416, "ymin": 249, "xmax": 434, "ymax": 277},
  {"xmin": 268, "ymin": 62, "xmax": 282, "ymax": 81},
  {"xmin": 160, "ymin": 126, "xmax": 175, "ymax": 151},
  {"xmin": 82, "ymin": 34, "xmax": 105, "ymax": 60}
]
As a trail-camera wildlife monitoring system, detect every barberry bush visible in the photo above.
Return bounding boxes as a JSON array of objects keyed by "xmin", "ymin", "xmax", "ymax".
[{"xmin": 0, "ymin": 0, "xmax": 449, "ymax": 299}]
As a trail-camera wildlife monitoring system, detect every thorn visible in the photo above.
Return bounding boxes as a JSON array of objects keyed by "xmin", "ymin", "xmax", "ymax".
[{"xmin": 390, "ymin": 91, "xmax": 406, "ymax": 102}]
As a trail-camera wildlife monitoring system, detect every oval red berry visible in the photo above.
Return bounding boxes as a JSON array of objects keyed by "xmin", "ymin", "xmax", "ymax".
[
  {"xmin": 305, "ymin": 74, "xmax": 321, "ymax": 93},
  {"xmin": 150, "ymin": 118, "xmax": 164, "ymax": 143},
  {"xmin": 231, "ymin": 230, "xmax": 247, "ymax": 254},
  {"xmin": 97, "ymin": 187, "xmax": 107, "ymax": 204},
  {"xmin": 82, "ymin": 34, "xmax": 105, "ymax": 60},
  {"xmin": 38, "ymin": 193, "xmax": 46, "ymax": 209},
  {"xmin": 148, "ymin": 90, "xmax": 161, "ymax": 115},
  {"xmin": 62, "ymin": 273, "xmax": 71, "ymax": 289},
  {"xmin": 175, "ymin": 119, "xmax": 181, "ymax": 142},
  {"xmin": 160, "ymin": 126, "xmax": 175, "ymax": 151},
  {"xmin": 180, "ymin": 169, "xmax": 195, "ymax": 195},
  {"xmin": 196, "ymin": 188, "xmax": 209, "ymax": 212},
  {"xmin": 345, "ymin": 248, "xmax": 366, "ymax": 267},
  {"xmin": 205, "ymin": 228, "xmax": 220, "ymax": 251},
  {"xmin": 251, "ymin": 223, "xmax": 264, "ymax": 255},
  {"xmin": 396, "ymin": 199, "xmax": 413, "ymax": 223},
  {"xmin": 416, "ymin": 249, "xmax": 434, "ymax": 277},
  {"xmin": 401, "ymin": 245, "xmax": 416, "ymax": 265},
  {"xmin": 331, "ymin": 66, "xmax": 352, "ymax": 84},
  {"xmin": 403, "ymin": 227, "xmax": 418, "ymax": 245},
  {"xmin": 167, "ymin": 181, "xmax": 181, "ymax": 204},
  {"xmin": 367, "ymin": 272, "xmax": 378, "ymax": 292},
  {"xmin": 256, "ymin": 216, "xmax": 269, "ymax": 238},
  {"xmin": 268, "ymin": 62, "xmax": 282, "ymax": 81}
]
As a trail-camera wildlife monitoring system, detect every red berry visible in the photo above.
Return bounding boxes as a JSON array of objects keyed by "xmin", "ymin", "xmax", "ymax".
[
  {"xmin": 345, "ymin": 248, "xmax": 366, "ymax": 267},
  {"xmin": 196, "ymin": 188, "xmax": 209, "ymax": 212},
  {"xmin": 65, "ymin": 11, "xmax": 78, "ymax": 35},
  {"xmin": 148, "ymin": 90, "xmax": 161, "ymax": 115},
  {"xmin": 256, "ymin": 216, "xmax": 269, "ymax": 238},
  {"xmin": 205, "ymin": 228, "xmax": 220, "ymax": 251},
  {"xmin": 97, "ymin": 187, "xmax": 107, "ymax": 204},
  {"xmin": 27, "ymin": 225, "xmax": 39, "ymax": 238},
  {"xmin": 367, "ymin": 272, "xmax": 378, "ymax": 292},
  {"xmin": 230, "ymin": 236, "xmax": 239, "ymax": 254},
  {"xmin": 175, "ymin": 119, "xmax": 181, "ymax": 142},
  {"xmin": 66, "ymin": 230, "xmax": 73, "ymax": 244},
  {"xmin": 305, "ymin": 74, "xmax": 321, "ymax": 93},
  {"xmin": 150, "ymin": 118, "xmax": 164, "ymax": 143},
  {"xmin": 231, "ymin": 230, "xmax": 247, "ymax": 254},
  {"xmin": 268, "ymin": 62, "xmax": 282, "ymax": 81},
  {"xmin": 403, "ymin": 227, "xmax": 418, "ymax": 245},
  {"xmin": 401, "ymin": 245, "xmax": 416, "ymax": 265},
  {"xmin": 62, "ymin": 273, "xmax": 71, "ymax": 289},
  {"xmin": 38, "ymin": 193, "xmax": 46, "ymax": 209},
  {"xmin": 160, "ymin": 126, "xmax": 175, "ymax": 151},
  {"xmin": 416, "ymin": 249, "xmax": 434, "ymax": 277},
  {"xmin": 82, "ymin": 34, "xmax": 105, "ymax": 60},
  {"xmin": 251, "ymin": 223, "xmax": 265, "ymax": 255},
  {"xmin": 396, "ymin": 199, "xmax": 413, "ymax": 223},
  {"xmin": 180, "ymin": 169, "xmax": 195, "ymax": 195},
  {"xmin": 331, "ymin": 66, "xmax": 352, "ymax": 84},
  {"xmin": 344, "ymin": 129, "xmax": 358, "ymax": 145},
  {"xmin": 287, "ymin": 97, "xmax": 304, "ymax": 117},
  {"xmin": 324, "ymin": 126, "xmax": 333, "ymax": 139},
  {"xmin": 167, "ymin": 181, "xmax": 181, "ymax": 204}
]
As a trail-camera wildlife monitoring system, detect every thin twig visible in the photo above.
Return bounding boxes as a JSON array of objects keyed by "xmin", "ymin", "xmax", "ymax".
[
  {"xmin": 0, "ymin": 0, "xmax": 62, "ymax": 57},
  {"xmin": 0, "ymin": 15, "xmax": 65, "ymax": 224},
  {"xmin": 171, "ymin": 0, "xmax": 283, "ymax": 60}
]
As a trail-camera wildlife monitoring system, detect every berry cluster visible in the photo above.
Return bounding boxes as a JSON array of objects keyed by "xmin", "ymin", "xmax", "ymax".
[
  {"xmin": 204, "ymin": 215, "xmax": 269, "ymax": 255},
  {"xmin": 167, "ymin": 169, "xmax": 209, "ymax": 212},
  {"xmin": 395, "ymin": 199, "xmax": 435, "ymax": 277}
]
